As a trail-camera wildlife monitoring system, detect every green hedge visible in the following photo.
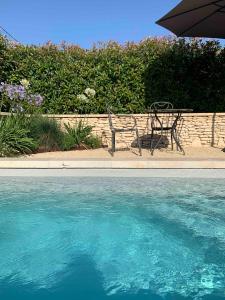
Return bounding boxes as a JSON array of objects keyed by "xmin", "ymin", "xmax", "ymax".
[{"xmin": 1, "ymin": 36, "xmax": 225, "ymax": 113}]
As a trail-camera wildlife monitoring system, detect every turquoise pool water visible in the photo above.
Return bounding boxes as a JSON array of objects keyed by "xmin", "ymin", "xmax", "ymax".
[{"xmin": 0, "ymin": 177, "xmax": 225, "ymax": 300}]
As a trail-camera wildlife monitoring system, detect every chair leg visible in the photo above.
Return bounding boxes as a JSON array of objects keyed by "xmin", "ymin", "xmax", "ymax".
[
  {"xmin": 171, "ymin": 131, "xmax": 173, "ymax": 151},
  {"xmin": 172, "ymin": 129, "xmax": 184, "ymax": 154},
  {"xmin": 152, "ymin": 129, "xmax": 164, "ymax": 156},
  {"xmin": 175, "ymin": 130, "xmax": 179, "ymax": 151},
  {"xmin": 136, "ymin": 129, "xmax": 142, "ymax": 156},
  {"xmin": 111, "ymin": 131, "xmax": 116, "ymax": 155},
  {"xmin": 150, "ymin": 129, "xmax": 154, "ymax": 155}
]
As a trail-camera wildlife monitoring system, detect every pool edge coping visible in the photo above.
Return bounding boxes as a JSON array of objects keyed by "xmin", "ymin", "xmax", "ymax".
[
  {"xmin": 0, "ymin": 159, "xmax": 225, "ymax": 169},
  {"xmin": 1, "ymin": 168, "xmax": 225, "ymax": 178}
]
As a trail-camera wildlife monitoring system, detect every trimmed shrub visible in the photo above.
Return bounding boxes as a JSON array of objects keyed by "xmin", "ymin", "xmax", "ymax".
[
  {"xmin": 1, "ymin": 36, "xmax": 225, "ymax": 113},
  {"xmin": 0, "ymin": 37, "xmax": 172, "ymax": 113},
  {"xmin": 145, "ymin": 39, "xmax": 225, "ymax": 112}
]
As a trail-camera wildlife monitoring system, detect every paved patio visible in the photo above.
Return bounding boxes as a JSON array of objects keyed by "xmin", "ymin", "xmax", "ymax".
[
  {"xmin": 0, "ymin": 147, "xmax": 224, "ymax": 169},
  {"xmin": 24, "ymin": 146, "xmax": 225, "ymax": 160}
]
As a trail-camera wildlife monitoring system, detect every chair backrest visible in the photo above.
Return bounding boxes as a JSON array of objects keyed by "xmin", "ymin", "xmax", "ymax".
[
  {"xmin": 149, "ymin": 102, "xmax": 174, "ymax": 129},
  {"xmin": 106, "ymin": 105, "xmax": 116, "ymax": 130},
  {"xmin": 106, "ymin": 105, "xmax": 136, "ymax": 132},
  {"xmin": 150, "ymin": 102, "xmax": 173, "ymax": 111}
]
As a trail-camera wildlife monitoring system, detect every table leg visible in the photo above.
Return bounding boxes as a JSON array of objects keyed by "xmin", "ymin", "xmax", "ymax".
[{"xmin": 172, "ymin": 113, "xmax": 185, "ymax": 155}]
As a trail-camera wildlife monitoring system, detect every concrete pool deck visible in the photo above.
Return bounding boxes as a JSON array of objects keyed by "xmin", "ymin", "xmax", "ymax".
[{"xmin": 0, "ymin": 147, "xmax": 225, "ymax": 170}]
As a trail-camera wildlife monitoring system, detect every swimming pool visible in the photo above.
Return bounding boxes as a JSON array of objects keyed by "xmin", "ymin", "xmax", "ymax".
[{"xmin": 0, "ymin": 176, "xmax": 225, "ymax": 300}]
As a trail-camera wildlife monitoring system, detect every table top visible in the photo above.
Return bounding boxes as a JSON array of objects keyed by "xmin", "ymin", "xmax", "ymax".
[{"xmin": 147, "ymin": 108, "xmax": 193, "ymax": 113}]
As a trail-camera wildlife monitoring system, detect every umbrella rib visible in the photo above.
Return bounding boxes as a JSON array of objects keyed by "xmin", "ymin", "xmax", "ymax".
[
  {"xmin": 214, "ymin": 3, "xmax": 225, "ymax": 11},
  {"xmin": 179, "ymin": 5, "xmax": 225, "ymax": 36},
  {"xmin": 214, "ymin": 2, "xmax": 225, "ymax": 7},
  {"xmin": 158, "ymin": 0, "xmax": 223, "ymax": 22}
]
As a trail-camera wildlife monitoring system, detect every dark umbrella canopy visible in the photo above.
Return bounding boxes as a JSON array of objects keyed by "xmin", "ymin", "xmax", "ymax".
[{"xmin": 156, "ymin": 0, "xmax": 225, "ymax": 38}]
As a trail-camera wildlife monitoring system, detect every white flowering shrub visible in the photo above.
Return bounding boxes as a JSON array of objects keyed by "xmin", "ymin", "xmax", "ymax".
[
  {"xmin": 76, "ymin": 88, "xmax": 96, "ymax": 113},
  {"xmin": 84, "ymin": 88, "xmax": 96, "ymax": 98},
  {"xmin": 77, "ymin": 94, "xmax": 88, "ymax": 102}
]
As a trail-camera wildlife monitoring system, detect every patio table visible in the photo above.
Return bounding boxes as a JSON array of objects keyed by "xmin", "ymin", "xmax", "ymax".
[{"xmin": 147, "ymin": 108, "xmax": 193, "ymax": 155}]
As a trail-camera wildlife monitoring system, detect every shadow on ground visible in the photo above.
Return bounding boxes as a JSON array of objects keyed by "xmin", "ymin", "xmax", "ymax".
[{"xmin": 132, "ymin": 134, "xmax": 169, "ymax": 150}]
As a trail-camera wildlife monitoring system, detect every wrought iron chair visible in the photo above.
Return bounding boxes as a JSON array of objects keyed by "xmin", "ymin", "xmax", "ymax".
[
  {"xmin": 107, "ymin": 107, "xmax": 142, "ymax": 156},
  {"xmin": 148, "ymin": 102, "xmax": 174, "ymax": 155}
]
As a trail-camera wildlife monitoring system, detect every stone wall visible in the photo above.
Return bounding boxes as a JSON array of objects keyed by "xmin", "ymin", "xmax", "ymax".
[{"xmin": 48, "ymin": 113, "xmax": 225, "ymax": 149}]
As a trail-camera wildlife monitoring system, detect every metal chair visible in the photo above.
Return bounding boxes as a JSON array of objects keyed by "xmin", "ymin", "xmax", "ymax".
[
  {"xmin": 148, "ymin": 102, "xmax": 174, "ymax": 155},
  {"xmin": 107, "ymin": 107, "xmax": 142, "ymax": 156}
]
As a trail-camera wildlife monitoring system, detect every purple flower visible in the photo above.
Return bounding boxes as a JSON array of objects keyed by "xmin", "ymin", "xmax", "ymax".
[
  {"xmin": 0, "ymin": 83, "xmax": 26, "ymax": 100},
  {"xmin": 0, "ymin": 82, "xmax": 43, "ymax": 108},
  {"xmin": 27, "ymin": 94, "xmax": 43, "ymax": 107},
  {"xmin": 34, "ymin": 94, "xmax": 43, "ymax": 106},
  {"xmin": 4, "ymin": 85, "xmax": 16, "ymax": 100},
  {"xmin": 27, "ymin": 95, "xmax": 34, "ymax": 105}
]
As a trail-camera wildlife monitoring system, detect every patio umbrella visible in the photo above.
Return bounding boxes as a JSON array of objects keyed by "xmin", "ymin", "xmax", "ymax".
[{"xmin": 156, "ymin": 0, "xmax": 225, "ymax": 38}]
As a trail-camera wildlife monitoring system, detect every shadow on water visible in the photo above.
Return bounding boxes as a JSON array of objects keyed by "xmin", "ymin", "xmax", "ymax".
[{"xmin": 0, "ymin": 255, "xmax": 223, "ymax": 300}]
